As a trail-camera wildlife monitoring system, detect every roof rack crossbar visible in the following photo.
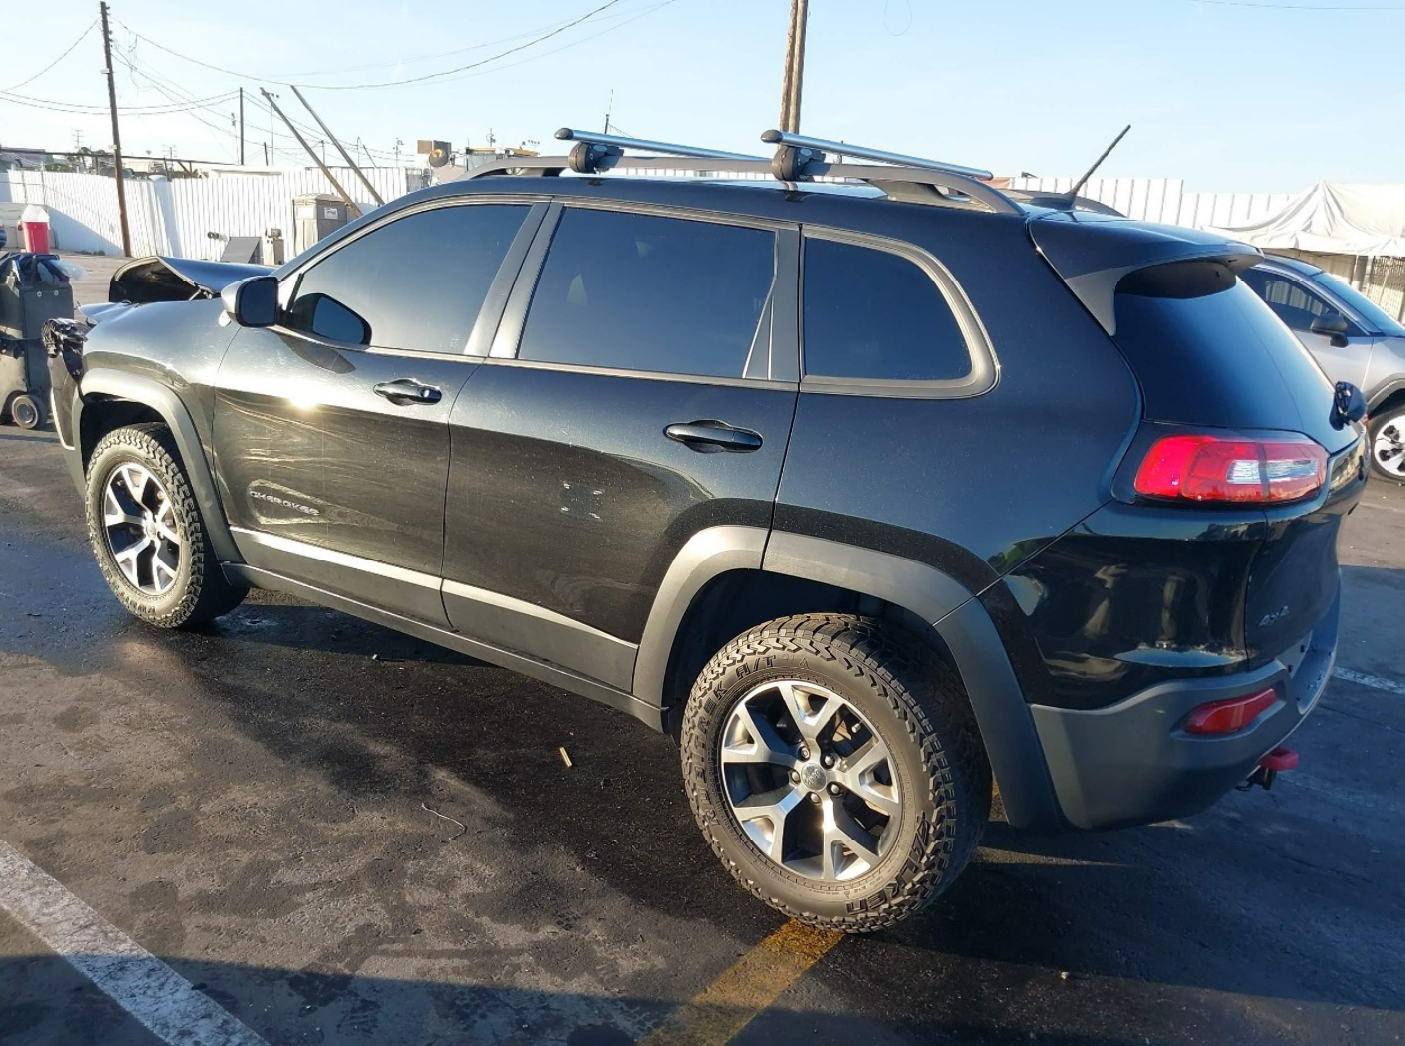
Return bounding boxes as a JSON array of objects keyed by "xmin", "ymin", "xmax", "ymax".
[
  {"xmin": 458, "ymin": 126, "xmax": 1022, "ymax": 215},
  {"xmin": 760, "ymin": 129, "xmax": 994, "ymax": 183},
  {"xmin": 554, "ymin": 127, "xmax": 766, "ymax": 167}
]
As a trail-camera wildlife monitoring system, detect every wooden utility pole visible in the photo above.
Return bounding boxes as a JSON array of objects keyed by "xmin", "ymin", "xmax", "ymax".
[
  {"xmin": 259, "ymin": 88, "xmax": 361, "ymax": 217},
  {"xmin": 238, "ymin": 87, "xmax": 245, "ymax": 165},
  {"xmin": 778, "ymin": 0, "xmax": 809, "ymax": 134},
  {"xmin": 99, "ymin": 2, "xmax": 132, "ymax": 257},
  {"xmin": 290, "ymin": 85, "xmax": 384, "ymax": 206}
]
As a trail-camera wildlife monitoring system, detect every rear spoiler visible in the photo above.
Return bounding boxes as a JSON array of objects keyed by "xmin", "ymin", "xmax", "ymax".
[{"xmin": 1028, "ymin": 211, "xmax": 1262, "ymax": 335}]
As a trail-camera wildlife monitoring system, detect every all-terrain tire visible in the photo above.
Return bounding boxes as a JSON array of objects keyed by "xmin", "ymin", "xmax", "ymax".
[
  {"xmin": 681, "ymin": 614, "xmax": 991, "ymax": 933},
  {"xmin": 85, "ymin": 423, "xmax": 247, "ymax": 628}
]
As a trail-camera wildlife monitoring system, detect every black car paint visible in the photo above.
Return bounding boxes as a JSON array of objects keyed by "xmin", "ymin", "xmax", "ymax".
[{"xmin": 49, "ymin": 173, "xmax": 1366, "ymax": 835}]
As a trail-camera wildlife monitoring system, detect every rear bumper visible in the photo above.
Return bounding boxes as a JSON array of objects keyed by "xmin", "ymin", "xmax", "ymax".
[{"xmin": 1029, "ymin": 581, "xmax": 1339, "ymax": 831}]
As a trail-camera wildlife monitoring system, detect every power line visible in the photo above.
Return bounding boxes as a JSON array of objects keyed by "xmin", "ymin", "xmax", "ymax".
[
  {"xmin": 0, "ymin": 87, "xmax": 237, "ymax": 114},
  {"xmin": 114, "ymin": 1, "xmax": 660, "ymax": 88},
  {"xmin": 2, "ymin": 20, "xmax": 96, "ymax": 93},
  {"xmin": 302, "ymin": 0, "xmax": 629, "ymax": 89},
  {"xmin": 112, "ymin": 50, "xmax": 239, "ymax": 160}
]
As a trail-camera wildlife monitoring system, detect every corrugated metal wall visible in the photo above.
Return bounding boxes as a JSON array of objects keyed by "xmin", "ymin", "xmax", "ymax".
[
  {"xmin": 1005, "ymin": 176, "xmax": 1294, "ymax": 230},
  {"xmin": 0, "ymin": 168, "xmax": 420, "ymax": 259}
]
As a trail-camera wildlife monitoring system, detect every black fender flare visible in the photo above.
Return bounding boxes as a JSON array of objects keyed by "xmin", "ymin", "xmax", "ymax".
[
  {"xmin": 75, "ymin": 368, "xmax": 242, "ymax": 565},
  {"xmin": 631, "ymin": 527, "xmax": 1065, "ymax": 831}
]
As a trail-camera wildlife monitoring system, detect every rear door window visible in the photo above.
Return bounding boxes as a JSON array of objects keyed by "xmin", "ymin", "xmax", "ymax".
[
  {"xmin": 517, "ymin": 208, "xmax": 776, "ymax": 379},
  {"xmin": 801, "ymin": 237, "xmax": 972, "ymax": 382},
  {"xmin": 286, "ymin": 204, "xmax": 529, "ymax": 353}
]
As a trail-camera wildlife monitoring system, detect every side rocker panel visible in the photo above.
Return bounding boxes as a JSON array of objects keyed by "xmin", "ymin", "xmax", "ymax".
[{"xmin": 75, "ymin": 368, "xmax": 243, "ymax": 565}]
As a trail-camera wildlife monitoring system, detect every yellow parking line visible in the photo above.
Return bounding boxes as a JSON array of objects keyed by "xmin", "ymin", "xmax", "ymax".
[{"xmin": 637, "ymin": 919, "xmax": 844, "ymax": 1046}]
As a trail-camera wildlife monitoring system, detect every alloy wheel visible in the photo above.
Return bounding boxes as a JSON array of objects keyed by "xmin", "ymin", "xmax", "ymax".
[
  {"xmin": 1374, "ymin": 417, "xmax": 1405, "ymax": 478},
  {"xmin": 719, "ymin": 679, "xmax": 900, "ymax": 882},
  {"xmin": 102, "ymin": 462, "xmax": 183, "ymax": 596}
]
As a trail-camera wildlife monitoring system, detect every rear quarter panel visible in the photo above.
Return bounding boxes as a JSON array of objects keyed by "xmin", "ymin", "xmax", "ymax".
[{"xmin": 775, "ymin": 203, "xmax": 1142, "ymax": 596}]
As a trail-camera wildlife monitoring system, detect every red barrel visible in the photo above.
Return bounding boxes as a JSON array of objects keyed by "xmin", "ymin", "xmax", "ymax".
[{"xmin": 20, "ymin": 205, "xmax": 50, "ymax": 254}]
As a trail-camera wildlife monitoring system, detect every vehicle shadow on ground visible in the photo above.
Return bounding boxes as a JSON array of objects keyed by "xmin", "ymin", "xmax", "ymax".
[
  {"xmin": 0, "ymin": 953, "xmax": 1233, "ymax": 1046},
  {"xmin": 4, "ymin": 555, "xmax": 1404, "ymax": 1040},
  {"xmin": 118, "ymin": 603, "xmax": 1405, "ymax": 1011}
]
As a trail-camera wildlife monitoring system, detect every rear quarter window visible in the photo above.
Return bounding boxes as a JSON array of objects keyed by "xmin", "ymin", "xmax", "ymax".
[{"xmin": 801, "ymin": 237, "xmax": 973, "ymax": 383}]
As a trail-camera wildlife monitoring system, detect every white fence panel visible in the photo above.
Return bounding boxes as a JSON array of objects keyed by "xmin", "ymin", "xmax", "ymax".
[{"xmin": 1, "ymin": 167, "xmax": 420, "ymax": 259}]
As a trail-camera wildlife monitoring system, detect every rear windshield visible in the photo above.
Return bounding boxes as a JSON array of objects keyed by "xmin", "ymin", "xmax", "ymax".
[{"xmin": 1112, "ymin": 261, "xmax": 1347, "ymax": 450}]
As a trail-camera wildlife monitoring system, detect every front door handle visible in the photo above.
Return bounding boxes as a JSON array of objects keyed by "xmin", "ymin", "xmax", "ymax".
[
  {"xmin": 374, "ymin": 379, "xmax": 442, "ymax": 405},
  {"xmin": 664, "ymin": 420, "xmax": 763, "ymax": 453}
]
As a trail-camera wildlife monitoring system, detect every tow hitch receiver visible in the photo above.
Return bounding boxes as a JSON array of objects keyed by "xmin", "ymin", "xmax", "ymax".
[{"xmin": 1240, "ymin": 747, "xmax": 1299, "ymax": 791}]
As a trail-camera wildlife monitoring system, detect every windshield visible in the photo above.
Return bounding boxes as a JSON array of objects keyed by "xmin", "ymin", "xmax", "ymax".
[{"xmin": 1313, "ymin": 271, "xmax": 1405, "ymax": 337}]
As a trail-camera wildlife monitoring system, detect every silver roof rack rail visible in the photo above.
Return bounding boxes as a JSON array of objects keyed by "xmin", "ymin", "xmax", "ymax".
[
  {"xmin": 554, "ymin": 128, "xmax": 766, "ymax": 173},
  {"xmin": 760, "ymin": 130, "xmax": 993, "ymax": 182},
  {"xmin": 461, "ymin": 125, "xmax": 1021, "ymax": 215}
]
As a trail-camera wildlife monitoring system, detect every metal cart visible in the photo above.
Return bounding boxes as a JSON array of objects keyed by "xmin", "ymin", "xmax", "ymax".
[{"xmin": 0, "ymin": 252, "xmax": 73, "ymax": 429}]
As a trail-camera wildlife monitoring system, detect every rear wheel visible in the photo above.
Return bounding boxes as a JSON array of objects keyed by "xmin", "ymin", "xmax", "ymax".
[
  {"xmin": 681, "ymin": 614, "xmax": 990, "ymax": 933},
  {"xmin": 1368, "ymin": 405, "xmax": 1405, "ymax": 483},
  {"xmin": 85, "ymin": 423, "xmax": 247, "ymax": 628}
]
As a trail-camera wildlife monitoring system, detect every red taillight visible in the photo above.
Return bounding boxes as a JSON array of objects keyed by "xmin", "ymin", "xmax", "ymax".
[
  {"xmin": 1183, "ymin": 687, "xmax": 1277, "ymax": 735},
  {"xmin": 1134, "ymin": 433, "xmax": 1327, "ymax": 504}
]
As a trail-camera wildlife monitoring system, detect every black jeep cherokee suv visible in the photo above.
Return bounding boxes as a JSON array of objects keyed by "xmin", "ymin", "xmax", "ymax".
[{"xmin": 47, "ymin": 131, "xmax": 1366, "ymax": 932}]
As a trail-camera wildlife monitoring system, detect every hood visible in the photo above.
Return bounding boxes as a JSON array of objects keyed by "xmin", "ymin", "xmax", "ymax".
[{"xmin": 108, "ymin": 256, "xmax": 272, "ymax": 305}]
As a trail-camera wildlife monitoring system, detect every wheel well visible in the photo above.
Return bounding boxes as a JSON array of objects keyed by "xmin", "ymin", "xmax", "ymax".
[
  {"xmin": 660, "ymin": 568, "xmax": 955, "ymax": 737},
  {"xmin": 1371, "ymin": 388, "xmax": 1405, "ymax": 420},
  {"xmin": 79, "ymin": 398, "xmax": 167, "ymax": 468}
]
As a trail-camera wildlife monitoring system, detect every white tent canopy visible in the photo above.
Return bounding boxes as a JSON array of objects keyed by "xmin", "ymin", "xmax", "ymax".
[{"xmin": 1213, "ymin": 182, "xmax": 1405, "ymax": 257}]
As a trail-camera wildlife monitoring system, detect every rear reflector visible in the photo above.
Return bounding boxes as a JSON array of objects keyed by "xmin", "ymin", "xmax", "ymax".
[
  {"xmin": 1134, "ymin": 433, "xmax": 1327, "ymax": 504},
  {"xmin": 1184, "ymin": 687, "xmax": 1277, "ymax": 735}
]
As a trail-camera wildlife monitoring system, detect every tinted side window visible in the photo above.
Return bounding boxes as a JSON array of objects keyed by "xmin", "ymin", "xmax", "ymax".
[
  {"xmin": 286, "ymin": 204, "xmax": 528, "ymax": 353},
  {"xmin": 518, "ymin": 209, "xmax": 775, "ymax": 379},
  {"xmin": 802, "ymin": 238, "xmax": 970, "ymax": 381},
  {"xmin": 1240, "ymin": 269, "xmax": 1332, "ymax": 332}
]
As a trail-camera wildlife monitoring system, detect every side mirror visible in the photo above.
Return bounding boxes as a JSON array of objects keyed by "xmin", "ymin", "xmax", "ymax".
[
  {"xmin": 221, "ymin": 275, "xmax": 278, "ymax": 328},
  {"xmin": 1309, "ymin": 311, "xmax": 1350, "ymax": 348}
]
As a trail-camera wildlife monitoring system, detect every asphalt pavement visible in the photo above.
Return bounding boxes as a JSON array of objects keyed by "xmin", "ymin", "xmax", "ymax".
[{"xmin": 1, "ymin": 413, "xmax": 1403, "ymax": 1045}]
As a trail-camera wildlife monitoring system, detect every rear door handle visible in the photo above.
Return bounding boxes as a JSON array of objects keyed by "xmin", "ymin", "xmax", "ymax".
[
  {"xmin": 664, "ymin": 420, "xmax": 763, "ymax": 453},
  {"xmin": 374, "ymin": 379, "xmax": 442, "ymax": 405}
]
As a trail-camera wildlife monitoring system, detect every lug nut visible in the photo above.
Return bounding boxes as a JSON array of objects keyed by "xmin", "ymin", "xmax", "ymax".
[
  {"xmin": 828, "ymin": 782, "xmax": 843, "ymax": 796},
  {"xmin": 789, "ymin": 769, "xmax": 800, "ymax": 784},
  {"xmin": 798, "ymin": 746, "xmax": 810, "ymax": 761},
  {"xmin": 821, "ymin": 753, "xmax": 835, "ymax": 768},
  {"xmin": 808, "ymin": 792, "xmax": 822, "ymax": 805}
]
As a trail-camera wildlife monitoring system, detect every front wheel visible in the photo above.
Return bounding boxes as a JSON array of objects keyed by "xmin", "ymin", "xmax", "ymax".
[
  {"xmin": 85, "ymin": 423, "xmax": 247, "ymax": 628},
  {"xmin": 1368, "ymin": 405, "xmax": 1405, "ymax": 483},
  {"xmin": 681, "ymin": 614, "xmax": 991, "ymax": 933}
]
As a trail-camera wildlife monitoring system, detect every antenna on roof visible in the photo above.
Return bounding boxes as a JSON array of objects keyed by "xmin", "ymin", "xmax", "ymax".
[{"xmin": 1064, "ymin": 124, "xmax": 1130, "ymax": 201}]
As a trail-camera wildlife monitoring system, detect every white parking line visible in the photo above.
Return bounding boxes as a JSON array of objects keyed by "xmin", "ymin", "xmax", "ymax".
[
  {"xmin": 1333, "ymin": 667, "xmax": 1405, "ymax": 697},
  {"xmin": 0, "ymin": 840, "xmax": 268, "ymax": 1046}
]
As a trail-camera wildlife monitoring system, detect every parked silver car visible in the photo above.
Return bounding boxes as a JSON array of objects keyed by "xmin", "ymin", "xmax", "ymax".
[{"xmin": 1243, "ymin": 255, "xmax": 1405, "ymax": 481}]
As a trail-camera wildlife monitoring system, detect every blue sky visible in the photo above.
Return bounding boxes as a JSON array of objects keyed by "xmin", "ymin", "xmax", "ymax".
[{"xmin": 2, "ymin": 0, "xmax": 1401, "ymax": 191}]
